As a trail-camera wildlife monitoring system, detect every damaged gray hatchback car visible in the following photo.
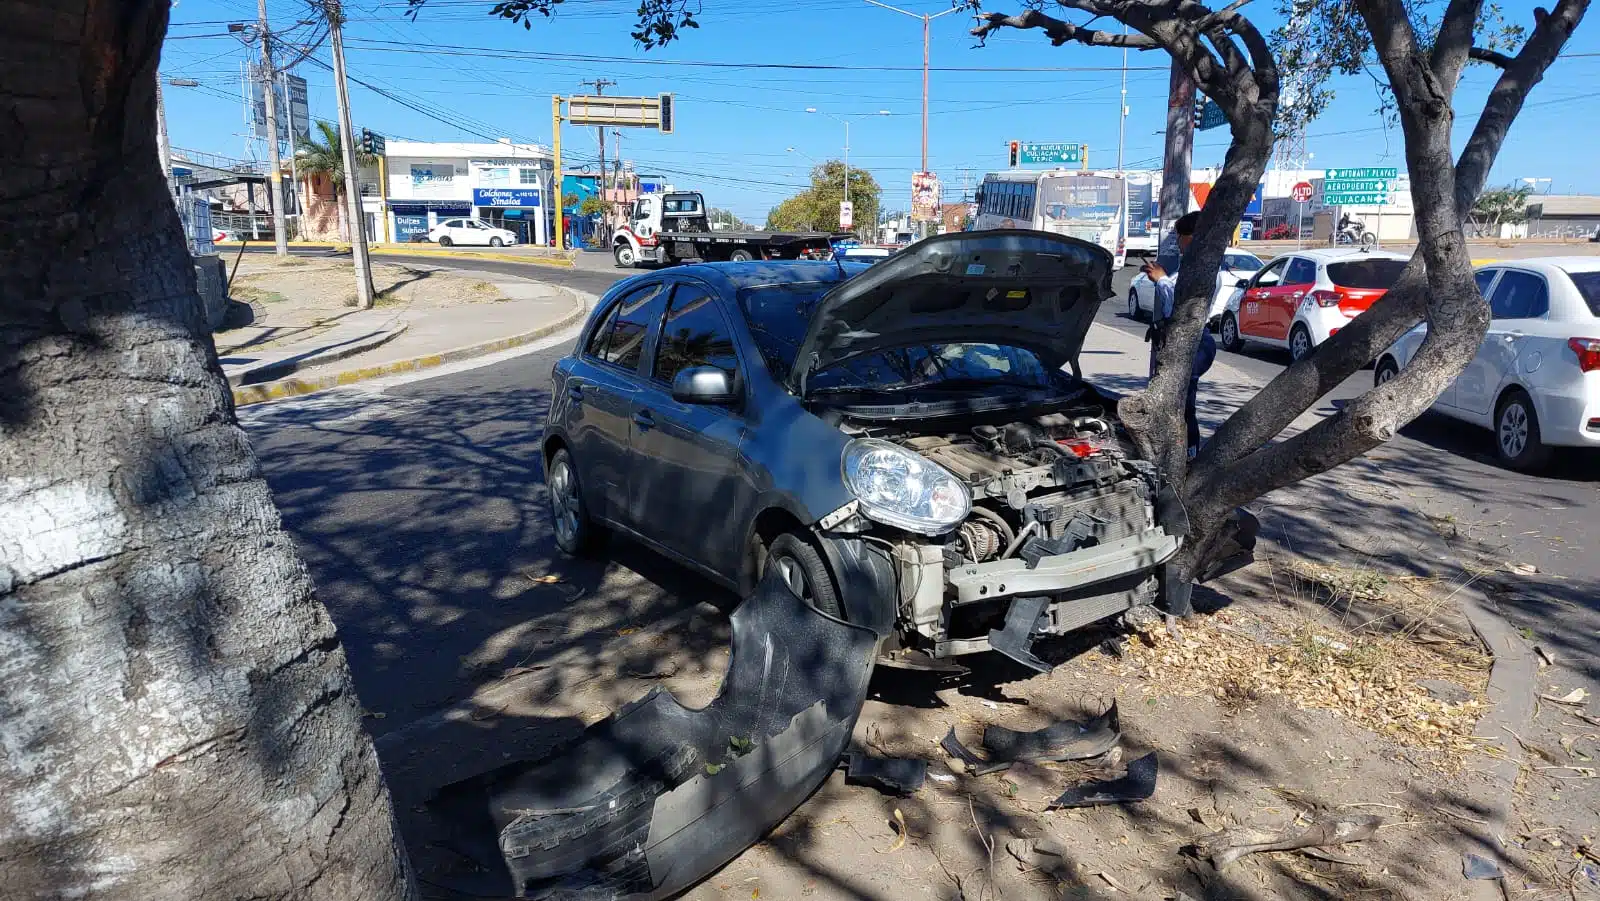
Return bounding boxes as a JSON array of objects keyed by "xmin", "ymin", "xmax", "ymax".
[{"xmin": 544, "ymin": 230, "xmax": 1250, "ymax": 672}]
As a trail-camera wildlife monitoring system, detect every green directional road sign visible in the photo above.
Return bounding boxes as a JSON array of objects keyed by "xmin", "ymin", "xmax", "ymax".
[
  {"xmin": 1324, "ymin": 191, "xmax": 1390, "ymax": 205},
  {"xmin": 1325, "ymin": 167, "xmax": 1398, "ymax": 180},
  {"xmin": 1017, "ymin": 142, "xmax": 1085, "ymax": 166},
  {"xmin": 1322, "ymin": 179, "xmax": 1390, "ymax": 192}
]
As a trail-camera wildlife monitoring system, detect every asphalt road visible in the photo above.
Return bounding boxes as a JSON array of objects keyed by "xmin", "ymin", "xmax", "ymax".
[{"xmin": 238, "ymin": 245, "xmax": 1598, "ymax": 722}]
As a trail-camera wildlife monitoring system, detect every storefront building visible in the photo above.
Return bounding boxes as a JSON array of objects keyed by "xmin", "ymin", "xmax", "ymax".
[{"xmin": 380, "ymin": 141, "xmax": 552, "ymax": 245}]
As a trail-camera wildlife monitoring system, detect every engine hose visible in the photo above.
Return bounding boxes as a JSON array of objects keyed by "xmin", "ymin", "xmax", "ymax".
[{"xmin": 968, "ymin": 505, "xmax": 1016, "ymax": 549}]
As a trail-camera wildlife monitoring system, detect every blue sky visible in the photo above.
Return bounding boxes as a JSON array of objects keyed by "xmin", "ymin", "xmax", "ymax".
[{"xmin": 161, "ymin": 0, "xmax": 1600, "ymax": 223}]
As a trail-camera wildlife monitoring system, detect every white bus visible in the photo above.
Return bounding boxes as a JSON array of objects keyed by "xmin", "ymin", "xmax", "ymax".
[{"xmin": 973, "ymin": 169, "xmax": 1128, "ymax": 268}]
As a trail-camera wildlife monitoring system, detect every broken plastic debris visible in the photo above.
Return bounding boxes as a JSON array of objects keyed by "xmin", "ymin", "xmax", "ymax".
[
  {"xmin": 940, "ymin": 705, "xmax": 1122, "ymax": 777},
  {"xmin": 1463, "ymin": 852, "xmax": 1504, "ymax": 880},
  {"xmin": 839, "ymin": 748, "xmax": 927, "ymax": 795},
  {"xmin": 1192, "ymin": 813, "xmax": 1382, "ymax": 870},
  {"xmin": 1048, "ymin": 751, "xmax": 1158, "ymax": 809}
]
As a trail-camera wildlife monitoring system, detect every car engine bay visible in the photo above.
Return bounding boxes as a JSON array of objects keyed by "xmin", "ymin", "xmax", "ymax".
[{"xmin": 832, "ymin": 401, "xmax": 1180, "ymax": 665}]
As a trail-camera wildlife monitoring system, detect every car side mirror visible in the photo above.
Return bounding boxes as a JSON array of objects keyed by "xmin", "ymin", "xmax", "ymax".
[
  {"xmin": 1234, "ymin": 277, "xmax": 1251, "ymax": 288},
  {"xmin": 672, "ymin": 366, "xmax": 739, "ymax": 406}
]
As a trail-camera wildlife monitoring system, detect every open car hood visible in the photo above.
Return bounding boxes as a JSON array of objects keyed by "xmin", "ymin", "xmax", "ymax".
[{"xmin": 787, "ymin": 230, "xmax": 1115, "ymax": 395}]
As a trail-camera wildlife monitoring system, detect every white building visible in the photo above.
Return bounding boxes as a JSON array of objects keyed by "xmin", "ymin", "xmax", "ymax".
[{"xmin": 371, "ymin": 140, "xmax": 554, "ymax": 246}]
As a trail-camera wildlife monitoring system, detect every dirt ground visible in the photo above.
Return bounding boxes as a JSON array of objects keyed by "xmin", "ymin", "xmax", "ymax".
[
  {"xmin": 383, "ymin": 535, "xmax": 1568, "ymax": 901},
  {"xmin": 217, "ymin": 255, "xmax": 510, "ymax": 354}
]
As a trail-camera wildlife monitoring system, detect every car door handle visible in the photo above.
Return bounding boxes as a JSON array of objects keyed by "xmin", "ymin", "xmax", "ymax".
[
  {"xmin": 567, "ymin": 383, "xmax": 584, "ymax": 401},
  {"xmin": 633, "ymin": 410, "xmax": 656, "ymax": 431}
]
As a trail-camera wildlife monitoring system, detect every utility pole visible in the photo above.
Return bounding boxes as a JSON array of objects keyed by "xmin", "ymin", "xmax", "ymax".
[
  {"xmin": 1159, "ymin": 60, "xmax": 1197, "ymax": 247},
  {"xmin": 864, "ymin": 1, "xmax": 959, "ymax": 238},
  {"xmin": 1117, "ymin": 24, "xmax": 1129, "ymax": 173},
  {"xmin": 258, "ymin": 0, "xmax": 288, "ymax": 256},
  {"xmin": 323, "ymin": 0, "xmax": 374, "ymax": 307},
  {"xmin": 552, "ymin": 95, "xmax": 565, "ymax": 253},
  {"xmin": 579, "ymin": 79, "xmax": 615, "ymax": 189},
  {"xmin": 156, "ymin": 77, "xmax": 175, "ymax": 203}
]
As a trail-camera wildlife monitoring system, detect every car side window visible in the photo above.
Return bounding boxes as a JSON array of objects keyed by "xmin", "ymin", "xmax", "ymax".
[
  {"xmin": 1488, "ymin": 270, "xmax": 1549, "ymax": 319},
  {"xmin": 1475, "ymin": 269, "xmax": 1499, "ymax": 296},
  {"xmin": 652, "ymin": 284, "xmax": 740, "ymax": 387},
  {"xmin": 1285, "ymin": 258, "xmax": 1317, "ymax": 285},
  {"xmin": 1253, "ymin": 258, "xmax": 1288, "ymax": 288},
  {"xmin": 583, "ymin": 301, "xmax": 622, "ymax": 360},
  {"xmin": 603, "ymin": 283, "xmax": 668, "ymax": 372}
]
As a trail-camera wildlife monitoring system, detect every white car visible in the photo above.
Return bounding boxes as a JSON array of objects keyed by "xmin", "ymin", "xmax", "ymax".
[
  {"xmin": 1127, "ymin": 247, "xmax": 1263, "ymax": 327},
  {"xmin": 427, "ymin": 218, "xmax": 518, "ymax": 248},
  {"xmin": 1376, "ymin": 257, "xmax": 1600, "ymax": 469},
  {"xmin": 1221, "ymin": 249, "xmax": 1409, "ymax": 362}
]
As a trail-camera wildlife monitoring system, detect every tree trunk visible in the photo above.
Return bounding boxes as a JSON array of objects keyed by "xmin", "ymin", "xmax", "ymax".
[{"xmin": 0, "ymin": 4, "xmax": 415, "ymax": 899}]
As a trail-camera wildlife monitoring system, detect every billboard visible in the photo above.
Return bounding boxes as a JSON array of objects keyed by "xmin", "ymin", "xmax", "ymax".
[
  {"xmin": 1126, "ymin": 175, "xmax": 1154, "ymax": 237},
  {"xmin": 911, "ymin": 172, "xmax": 941, "ymax": 223},
  {"xmin": 251, "ymin": 72, "xmax": 310, "ymax": 149}
]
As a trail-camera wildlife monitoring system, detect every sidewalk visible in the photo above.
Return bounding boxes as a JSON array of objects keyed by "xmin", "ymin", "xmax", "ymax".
[
  {"xmin": 217, "ymin": 240, "xmax": 579, "ymax": 268},
  {"xmin": 223, "ymin": 270, "xmax": 589, "ymax": 406}
]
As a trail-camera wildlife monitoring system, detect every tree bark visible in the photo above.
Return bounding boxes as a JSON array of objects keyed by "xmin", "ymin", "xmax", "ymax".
[{"xmin": 0, "ymin": 3, "xmax": 414, "ymax": 898}]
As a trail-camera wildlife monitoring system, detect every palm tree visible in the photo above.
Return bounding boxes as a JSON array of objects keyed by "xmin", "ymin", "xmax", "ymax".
[{"xmin": 295, "ymin": 120, "xmax": 373, "ymax": 241}]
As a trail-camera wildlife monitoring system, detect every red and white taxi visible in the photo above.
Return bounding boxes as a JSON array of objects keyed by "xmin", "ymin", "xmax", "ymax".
[{"xmin": 1220, "ymin": 249, "xmax": 1409, "ymax": 361}]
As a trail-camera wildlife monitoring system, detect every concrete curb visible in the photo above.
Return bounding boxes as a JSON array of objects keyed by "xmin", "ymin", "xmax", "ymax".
[
  {"xmin": 223, "ymin": 322, "xmax": 408, "ymax": 387},
  {"xmin": 1456, "ymin": 583, "xmax": 1539, "ymax": 899},
  {"xmin": 218, "ymin": 241, "xmax": 579, "ymax": 268},
  {"xmin": 231, "ymin": 288, "xmax": 587, "ymax": 407}
]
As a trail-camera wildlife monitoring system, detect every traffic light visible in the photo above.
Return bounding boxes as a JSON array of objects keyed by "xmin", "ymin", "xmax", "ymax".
[
  {"xmin": 360, "ymin": 128, "xmax": 374, "ymax": 155},
  {"xmin": 1192, "ymin": 97, "xmax": 1207, "ymax": 129},
  {"xmin": 1008, "ymin": 140, "xmax": 1020, "ymax": 167},
  {"xmin": 657, "ymin": 92, "xmax": 674, "ymax": 134}
]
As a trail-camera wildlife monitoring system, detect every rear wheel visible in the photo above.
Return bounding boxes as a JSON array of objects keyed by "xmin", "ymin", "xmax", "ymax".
[
  {"xmin": 1360, "ymin": 232, "xmax": 1378, "ymax": 250},
  {"xmin": 1374, "ymin": 356, "xmax": 1400, "ymax": 387},
  {"xmin": 728, "ymin": 248, "xmax": 756, "ymax": 263},
  {"xmin": 614, "ymin": 243, "xmax": 637, "ymax": 268},
  {"xmin": 547, "ymin": 448, "xmax": 602, "ymax": 556},
  {"xmin": 438, "ymin": 235, "xmax": 453, "ymax": 247},
  {"xmin": 766, "ymin": 532, "xmax": 844, "ymax": 620},
  {"xmin": 1220, "ymin": 313, "xmax": 1245, "ymax": 352},
  {"xmin": 1127, "ymin": 290, "xmax": 1141, "ymax": 321},
  {"xmin": 1289, "ymin": 324, "xmax": 1314, "ymax": 362},
  {"xmin": 1495, "ymin": 389, "xmax": 1553, "ymax": 471}
]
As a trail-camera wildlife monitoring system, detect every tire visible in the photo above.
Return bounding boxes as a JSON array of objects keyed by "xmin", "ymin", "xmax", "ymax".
[
  {"xmin": 614, "ymin": 243, "xmax": 637, "ymax": 268},
  {"xmin": 490, "ymin": 237, "xmax": 504, "ymax": 248},
  {"xmin": 1360, "ymin": 232, "xmax": 1378, "ymax": 250},
  {"xmin": 1127, "ymin": 290, "xmax": 1141, "ymax": 321},
  {"xmin": 1289, "ymin": 323, "xmax": 1314, "ymax": 362},
  {"xmin": 1374, "ymin": 356, "xmax": 1400, "ymax": 387},
  {"xmin": 1220, "ymin": 313, "xmax": 1245, "ymax": 352},
  {"xmin": 438, "ymin": 236, "xmax": 452, "ymax": 248},
  {"xmin": 1494, "ymin": 389, "xmax": 1553, "ymax": 471},
  {"xmin": 766, "ymin": 532, "xmax": 844, "ymax": 620},
  {"xmin": 547, "ymin": 448, "xmax": 602, "ymax": 556},
  {"xmin": 728, "ymin": 248, "xmax": 755, "ymax": 263}
]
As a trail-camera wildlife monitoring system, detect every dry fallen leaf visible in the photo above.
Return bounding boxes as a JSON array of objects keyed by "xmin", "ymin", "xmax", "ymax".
[
  {"xmin": 1507, "ymin": 562, "xmax": 1539, "ymax": 576},
  {"xmin": 1544, "ymin": 688, "xmax": 1590, "ymax": 706},
  {"xmin": 529, "ymin": 574, "xmax": 564, "ymax": 584},
  {"xmin": 881, "ymin": 808, "xmax": 907, "ymax": 853}
]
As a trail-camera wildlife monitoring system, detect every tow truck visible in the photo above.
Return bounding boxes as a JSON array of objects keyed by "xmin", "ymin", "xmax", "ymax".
[{"xmin": 611, "ymin": 190, "xmax": 843, "ymax": 268}]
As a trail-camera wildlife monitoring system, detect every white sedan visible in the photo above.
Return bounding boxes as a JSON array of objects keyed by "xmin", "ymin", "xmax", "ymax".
[
  {"xmin": 428, "ymin": 218, "xmax": 519, "ymax": 248},
  {"xmin": 1127, "ymin": 247, "xmax": 1263, "ymax": 327},
  {"xmin": 1376, "ymin": 257, "xmax": 1600, "ymax": 469}
]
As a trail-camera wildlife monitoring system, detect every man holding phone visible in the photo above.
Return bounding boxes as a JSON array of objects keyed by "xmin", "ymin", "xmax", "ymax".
[{"xmin": 1142, "ymin": 212, "xmax": 1216, "ymax": 459}]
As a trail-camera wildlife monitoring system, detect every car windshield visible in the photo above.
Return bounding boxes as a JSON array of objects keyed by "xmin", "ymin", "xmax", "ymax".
[
  {"xmin": 1567, "ymin": 270, "xmax": 1600, "ymax": 317},
  {"xmin": 1326, "ymin": 258, "xmax": 1408, "ymax": 289},
  {"xmin": 739, "ymin": 283, "xmax": 1062, "ymax": 393},
  {"xmin": 1225, "ymin": 253, "xmax": 1263, "ymax": 271}
]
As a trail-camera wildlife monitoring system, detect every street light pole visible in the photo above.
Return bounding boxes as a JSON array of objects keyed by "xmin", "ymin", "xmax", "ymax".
[
  {"xmin": 258, "ymin": 0, "xmax": 288, "ymax": 256},
  {"xmin": 806, "ymin": 108, "xmax": 889, "ymax": 235},
  {"xmin": 864, "ymin": 0, "xmax": 957, "ymax": 237}
]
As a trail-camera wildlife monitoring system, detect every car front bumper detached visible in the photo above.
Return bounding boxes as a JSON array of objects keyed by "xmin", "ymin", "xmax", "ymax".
[{"xmin": 427, "ymin": 570, "xmax": 879, "ymax": 900}]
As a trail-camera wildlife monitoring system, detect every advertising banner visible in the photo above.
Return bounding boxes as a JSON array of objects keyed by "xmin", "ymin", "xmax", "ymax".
[{"xmin": 911, "ymin": 172, "xmax": 941, "ymax": 223}]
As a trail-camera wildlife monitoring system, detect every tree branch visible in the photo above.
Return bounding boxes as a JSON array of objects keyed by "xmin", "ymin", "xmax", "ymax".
[
  {"xmin": 970, "ymin": 9, "xmax": 1159, "ymax": 48},
  {"xmin": 1467, "ymin": 46, "xmax": 1516, "ymax": 67},
  {"xmin": 1431, "ymin": 0, "xmax": 1488, "ymax": 87}
]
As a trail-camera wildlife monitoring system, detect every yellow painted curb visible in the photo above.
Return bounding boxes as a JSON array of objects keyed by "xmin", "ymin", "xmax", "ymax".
[
  {"xmin": 1471, "ymin": 258, "xmax": 1499, "ymax": 266},
  {"xmin": 232, "ymin": 295, "xmax": 587, "ymax": 407},
  {"xmin": 216, "ymin": 241, "xmax": 577, "ymax": 268}
]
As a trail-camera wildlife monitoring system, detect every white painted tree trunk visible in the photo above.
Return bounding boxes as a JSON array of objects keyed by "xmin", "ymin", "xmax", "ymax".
[{"xmin": 0, "ymin": 3, "xmax": 415, "ymax": 898}]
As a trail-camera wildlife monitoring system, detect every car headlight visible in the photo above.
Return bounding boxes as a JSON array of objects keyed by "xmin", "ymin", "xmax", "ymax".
[{"xmin": 842, "ymin": 438, "xmax": 970, "ymax": 536}]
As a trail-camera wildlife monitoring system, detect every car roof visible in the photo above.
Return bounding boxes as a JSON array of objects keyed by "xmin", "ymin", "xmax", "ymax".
[
  {"xmin": 1285, "ymin": 248, "xmax": 1409, "ymax": 263},
  {"xmin": 663, "ymin": 260, "xmax": 870, "ymax": 293},
  {"xmin": 1480, "ymin": 256, "xmax": 1600, "ymax": 275}
]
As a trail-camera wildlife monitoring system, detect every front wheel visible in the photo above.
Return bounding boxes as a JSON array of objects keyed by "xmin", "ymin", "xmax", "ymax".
[
  {"xmin": 766, "ymin": 532, "xmax": 844, "ymax": 620},
  {"xmin": 438, "ymin": 235, "xmax": 453, "ymax": 247},
  {"xmin": 1495, "ymin": 390, "xmax": 1553, "ymax": 471},
  {"xmin": 1289, "ymin": 324, "xmax": 1314, "ymax": 362},
  {"xmin": 1220, "ymin": 313, "xmax": 1245, "ymax": 352},
  {"xmin": 490, "ymin": 237, "xmax": 504, "ymax": 248},
  {"xmin": 614, "ymin": 243, "xmax": 637, "ymax": 268}
]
